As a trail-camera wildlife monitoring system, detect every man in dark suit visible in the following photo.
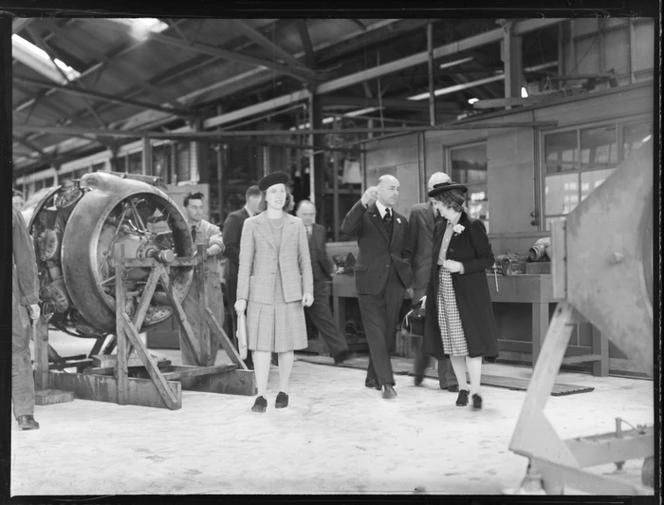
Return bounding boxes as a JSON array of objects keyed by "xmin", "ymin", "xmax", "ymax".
[
  {"xmin": 295, "ymin": 200, "xmax": 350, "ymax": 365},
  {"xmin": 341, "ymin": 175, "xmax": 412, "ymax": 400},
  {"xmin": 408, "ymin": 172, "xmax": 458, "ymax": 392},
  {"xmin": 222, "ymin": 185, "xmax": 263, "ymax": 368}
]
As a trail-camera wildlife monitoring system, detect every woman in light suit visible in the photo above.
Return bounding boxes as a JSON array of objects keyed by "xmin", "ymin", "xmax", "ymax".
[{"xmin": 235, "ymin": 171, "xmax": 314, "ymax": 413}]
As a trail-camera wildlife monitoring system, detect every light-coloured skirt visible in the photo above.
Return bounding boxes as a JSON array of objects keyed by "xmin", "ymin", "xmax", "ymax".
[
  {"xmin": 246, "ymin": 271, "xmax": 308, "ymax": 353},
  {"xmin": 436, "ymin": 266, "xmax": 468, "ymax": 356}
]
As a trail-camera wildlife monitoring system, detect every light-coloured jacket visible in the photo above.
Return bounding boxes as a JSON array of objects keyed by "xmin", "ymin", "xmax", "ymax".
[
  {"xmin": 236, "ymin": 212, "xmax": 313, "ymax": 304},
  {"xmin": 189, "ymin": 219, "xmax": 225, "ymax": 275}
]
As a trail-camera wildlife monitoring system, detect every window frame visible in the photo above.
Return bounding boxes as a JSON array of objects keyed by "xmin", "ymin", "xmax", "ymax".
[
  {"xmin": 444, "ymin": 139, "xmax": 489, "ymax": 230},
  {"xmin": 538, "ymin": 114, "xmax": 651, "ymax": 230}
]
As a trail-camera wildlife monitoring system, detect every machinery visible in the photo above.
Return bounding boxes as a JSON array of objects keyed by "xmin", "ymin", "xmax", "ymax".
[
  {"xmin": 24, "ymin": 171, "xmax": 255, "ymax": 409},
  {"xmin": 509, "ymin": 139, "xmax": 655, "ymax": 494},
  {"xmin": 24, "ymin": 171, "xmax": 194, "ymax": 338}
]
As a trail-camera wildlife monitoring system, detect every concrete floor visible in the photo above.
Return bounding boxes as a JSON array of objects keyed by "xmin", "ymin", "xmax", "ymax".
[{"xmin": 11, "ymin": 332, "xmax": 655, "ymax": 496}]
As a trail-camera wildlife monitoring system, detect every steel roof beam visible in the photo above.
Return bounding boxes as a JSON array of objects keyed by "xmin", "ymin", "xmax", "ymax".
[
  {"xmin": 12, "ymin": 18, "xmax": 33, "ymax": 34},
  {"xmin": 234, "ymin": 20, "xmax": 311, "ymax": 72},
  {"xmin": 15, "ymin": 75, "xmax": 193, "ymax": 117},
  {"xmin": 85, "ymin": 19, "xmax": 320, "ymax": 84},
  {"xmin": 297, "ymin": 20, "xmax": 316, "ymax": 69},
  {"xmin": 25, "ymin": 24, "xmax": 108, "ymax": 129},
  {"xmin": 43, "ymin": 19, "xmax": 191, "ymax": 115}
]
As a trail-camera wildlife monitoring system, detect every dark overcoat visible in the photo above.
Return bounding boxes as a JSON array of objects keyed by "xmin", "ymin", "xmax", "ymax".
[{"xmin": 422, "ymin": 211, "xmax": 499, "ymax": 359}]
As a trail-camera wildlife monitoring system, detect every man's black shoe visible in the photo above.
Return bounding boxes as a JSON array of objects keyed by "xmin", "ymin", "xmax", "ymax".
[
  {"xmin": 443, "ymin": 384, "xmax": 459, "ymax": 392},
  {"xmin": 364, "ymin": 378, "xmax": 381, "ymax": 390},
  {"xmin": 17, "ymin": 415, "xmax": 39, "ymax": 430},
  {"xmin": 414, "ymin": 374, "xmax": 424, "ymax": 386},
  {"xmin": 382, "ymin": 384, "xmax": 397, "ymax": 399},
  {"xmin": 333, "ymin": 350, "xmax": 350, "ymax": 365}
]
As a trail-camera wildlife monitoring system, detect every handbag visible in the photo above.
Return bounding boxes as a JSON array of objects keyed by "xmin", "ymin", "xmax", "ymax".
[
  {"xmin": 401, "ymin": 297, "xmax": 426, "ymax": 337},
  {"xmin": 236, "ymin": 311, "xmax": 248, "ymax": 360}
]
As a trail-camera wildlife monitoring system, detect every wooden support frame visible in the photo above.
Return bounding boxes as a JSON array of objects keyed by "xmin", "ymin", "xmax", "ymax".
[
  {"xmin": 509, "ymin": 302, "xmax": 654, "ymax": 494},
  {"xmin": 40, "ymin": 244, "xmax": 255, "ymax": 410}
]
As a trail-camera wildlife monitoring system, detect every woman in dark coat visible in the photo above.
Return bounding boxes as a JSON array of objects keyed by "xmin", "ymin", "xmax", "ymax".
[{"xmin": 422, "ymin": 181, "xmax": 498, "ymax": 409}]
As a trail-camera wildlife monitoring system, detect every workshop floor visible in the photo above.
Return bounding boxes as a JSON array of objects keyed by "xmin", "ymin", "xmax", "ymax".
[{"xmin": 11, "ymin": 332, "xmax": 655, "ymax": 496}]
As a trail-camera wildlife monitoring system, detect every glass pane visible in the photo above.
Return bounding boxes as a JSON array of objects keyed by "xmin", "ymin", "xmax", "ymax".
[
  {"xmin": 580, "ymin": 125, "xmax": 617, "ymax": 171},
  {"xmin": 466, "ymin": 183, "xmax": 489, "ymax": 233},
  {"xmin": 545, "ymin": 173, "xmax": 579, "ymax": 216},
  {"xmin": 450, "ymin": 143, "xmax": 487, "ymax": 183},
  {"xmin": 544, "ymin": 131, "xmax": 578, "ymax": 174},
  {"xmin": 623, "ymin": 121, "xmax": 652, "ymax": 161},
  {"xmin": 581, "ymin": 168, "xmax": 615, "ymax": 201}
]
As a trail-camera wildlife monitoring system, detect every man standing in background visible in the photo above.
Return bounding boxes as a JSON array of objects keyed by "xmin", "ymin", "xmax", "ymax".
[
  {"xmin": 222, "ymin": 185, "xmax": 263, "ymax": 369},
  {"xmin": 181, "ymin": 192, "xmax": 225, "ymax": 366},
  {"xmin": 12, "ymin": 206, "xmax": 41, "ymax": 430},
  {"xmin": 295, "ymin": 200, "xmax": 350, "ymax": 365},
  {"xmin": 408, "ymin": 172, "xmax": 459, "ymax": 392}
]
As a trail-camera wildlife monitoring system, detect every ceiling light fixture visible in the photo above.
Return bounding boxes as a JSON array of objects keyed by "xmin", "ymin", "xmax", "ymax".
[{"xmin": 438, "ymin": 56, "xmax": 474, "ymax": 70}]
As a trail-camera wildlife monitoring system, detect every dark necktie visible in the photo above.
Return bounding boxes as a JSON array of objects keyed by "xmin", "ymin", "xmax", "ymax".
[
  {"xmin": 191, "ymin": 225, "xmax": 197, "ymax": 243},
  {"xmin": 383, "ymin": 208, "xmax": 393, "ymax": 236}
]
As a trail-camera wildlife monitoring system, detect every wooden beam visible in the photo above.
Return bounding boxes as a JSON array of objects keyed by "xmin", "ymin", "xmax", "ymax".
[
  {"xmin": 161, "ymin": 364, "xmax": 238, "ymax": 381},
  {"xmin": 121, "ymin": 313, "xmax": 179, "ymax": 409},
  {"xmin": 49, "ymin": 371, "xmax": 182, "ymax": 410},
  {"xmin": 158, "ymin": 269, "xmax": 200, "ymax": 365}
]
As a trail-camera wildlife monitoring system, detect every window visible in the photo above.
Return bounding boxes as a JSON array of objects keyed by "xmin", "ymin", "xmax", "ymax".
[
  {"xmin": 542, "ymin": 117, "xmax": 651, "ymax": 230},
  {"xmin": 448, "ymin": 142, "xmax": 489, "ymax": 231}
]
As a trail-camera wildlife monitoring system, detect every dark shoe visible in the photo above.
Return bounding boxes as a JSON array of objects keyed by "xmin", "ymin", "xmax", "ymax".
[
  {"xmin": 251, "ymin": 396, "xmax": 267, "ymax": 413},
  {"xmin": 382, "ymin": 384, "xmax": 397, "ymax": 399},
  {"xmin": 275, "ymin": 392, "xmax": 289, "ymax": 409},
  {"xmin": 365, "ymin": 377, "xmax": 381, "ymax": 390},
  {"xmin": 17, "ymin": 415, "xmax": 39, "ymax": 430},
  {"xmin": 456, "ymin": 389, "xmax": 469, "ymax": 407},
  {"xmin": 472, "ymin": 393, "xmax": 483, "ymax": 410},
  {"xmin": 414, "ymin": 374, "xmax": 424, "ymax": 386},
  {"xmin": 333, "ymin": 350, "xmax": 350, "ymax": 365},
  {"xmin": 444, "ymin": 384, "xmax": 459, "ymax": 393}
]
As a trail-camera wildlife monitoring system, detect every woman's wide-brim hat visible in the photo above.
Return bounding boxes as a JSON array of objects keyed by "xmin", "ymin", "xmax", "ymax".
[
  {"xmin": 427, "ymin": 181, "xmax": 467, "ymax": 198},
  {"xmin": 258, "ymin": 171, "xmax": 290, "ymax": 191}
]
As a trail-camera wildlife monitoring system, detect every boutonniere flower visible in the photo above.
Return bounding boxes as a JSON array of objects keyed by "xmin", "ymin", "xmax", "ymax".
[
  {"xmin": 396, "ymin": 218, "xmax": 401, "ymax": 224},
  {"xmin": 453, "ymin": 224, "xmax": 465, "ymax": 235}
]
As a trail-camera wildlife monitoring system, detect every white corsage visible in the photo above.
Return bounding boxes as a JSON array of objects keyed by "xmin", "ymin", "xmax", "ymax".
[
  {"xmin": 453, "ymin": 224, "xmax": 465, "ymax": 235},
  {"xmin": 396, "ymin": 218, "xmax": 401, "ymax": 224}
]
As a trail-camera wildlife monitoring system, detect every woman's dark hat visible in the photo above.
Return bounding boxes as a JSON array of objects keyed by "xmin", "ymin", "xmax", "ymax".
[
  {"xmin": 427, "ymin": 181, "xmax": 467, "ymax": 198},
  {"xmin": 258, "ymin": 171, "xmax": 290, "ymax": 191}
]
